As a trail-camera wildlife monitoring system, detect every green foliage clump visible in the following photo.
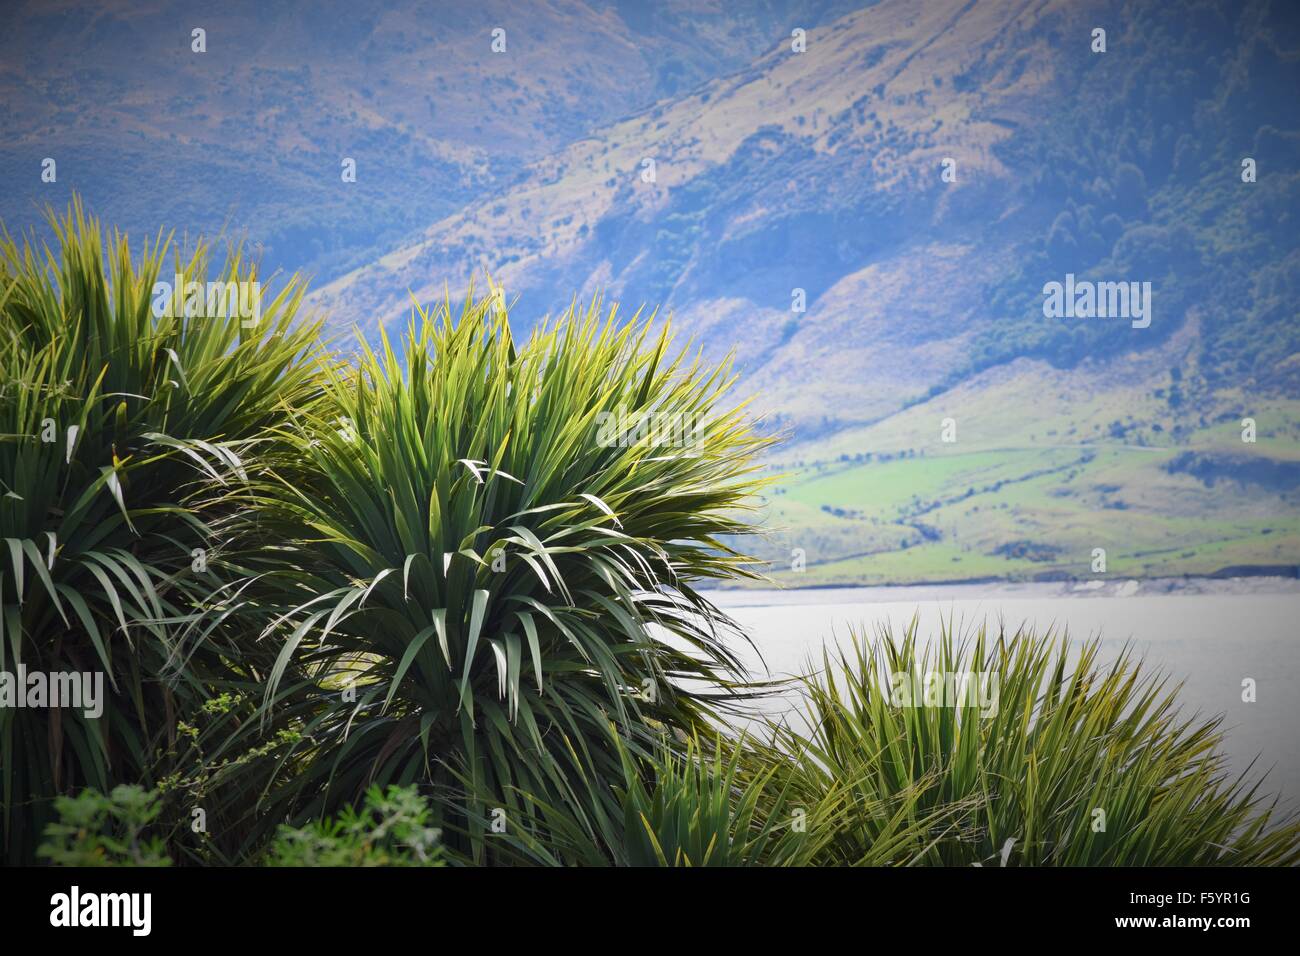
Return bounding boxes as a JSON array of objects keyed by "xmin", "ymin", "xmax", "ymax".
[
  {"xmin": 37, "ymin": 785, "xmax": 171, "ymax": 867},
  {"xmin": 615, "ymin": 736, "xmax": 794, "ymax": 867},
  {"xmin": 265, "ymin": 785, "xmax": 444, "ymax": 867},
  {"xmin": 0, "ymin": 199, "xmax": 324, "ymax": 863},
  {"xmin": 753, "ymin": 620, "xmax": 1300, "ymax": 866},
  {"xmin": 487, "ymin": 730, "xmax": 824, "ymax": 866},
  {"xmin": 38, "ymin": 783, "xmax": 444, "ymax": 867}
]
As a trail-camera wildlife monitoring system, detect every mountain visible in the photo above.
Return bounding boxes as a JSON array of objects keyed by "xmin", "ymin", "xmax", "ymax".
[
  {"xmin": 3, "ymin": 0, "xmax": 1298, "ymax": 584},
  {"xmin": 0, "ymin": 0, "xmax": 861, "ymax": 281},
  {"xmin": 310, "ymin": 0, "xmax": 1300, "ymax": 410},
  {"xmin": 303, "ymin": 0, "xmax": 1300, "ymax": 584}
]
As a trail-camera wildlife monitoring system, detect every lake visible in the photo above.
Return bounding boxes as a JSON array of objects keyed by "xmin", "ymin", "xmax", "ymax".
[{"xmin": 706, "ymin": 577, "xmax": 1300, "ymax": 807}]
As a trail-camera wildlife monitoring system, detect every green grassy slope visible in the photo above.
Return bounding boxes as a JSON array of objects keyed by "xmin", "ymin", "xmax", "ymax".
[{"xmin": 743, "ymin": 330, "xmax": 1300, "ymax": 586}]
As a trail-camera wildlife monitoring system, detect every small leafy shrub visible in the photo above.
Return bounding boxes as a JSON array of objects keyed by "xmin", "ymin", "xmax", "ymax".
[
  {"xmin": 37, "ymin": 785, "xmax": 171, "ymax": 867},
  {"xmin": 265, "ymin": 785, "xmax": 445, "ymax": 867},
  {"xmin": 39, "ymin": 784, "xmax": 444, "ymax": 867}
]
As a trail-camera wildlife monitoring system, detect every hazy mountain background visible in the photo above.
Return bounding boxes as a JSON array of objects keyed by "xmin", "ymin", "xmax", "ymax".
[{"xmin": 3, "ymin": 0, "xmax": 1298, "ymax": 585}]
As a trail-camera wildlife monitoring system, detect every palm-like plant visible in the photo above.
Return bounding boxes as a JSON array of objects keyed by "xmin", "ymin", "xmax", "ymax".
[
  {"xmin": 231, "ymin": 289, "xmax": 771, "ymax": 860},
  {"xmin": 0, "ymin": 200, "xmax": 323, "ymax": 862},
  {"xmin": 762, "ymin": 620, "xmax": 1300, "ymax": 865}
]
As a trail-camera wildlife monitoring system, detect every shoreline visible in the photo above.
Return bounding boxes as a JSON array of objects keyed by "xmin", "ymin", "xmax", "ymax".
[{"xmin": 704, "ymin": 574, "xmax": 1300, "ymax": 609}]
